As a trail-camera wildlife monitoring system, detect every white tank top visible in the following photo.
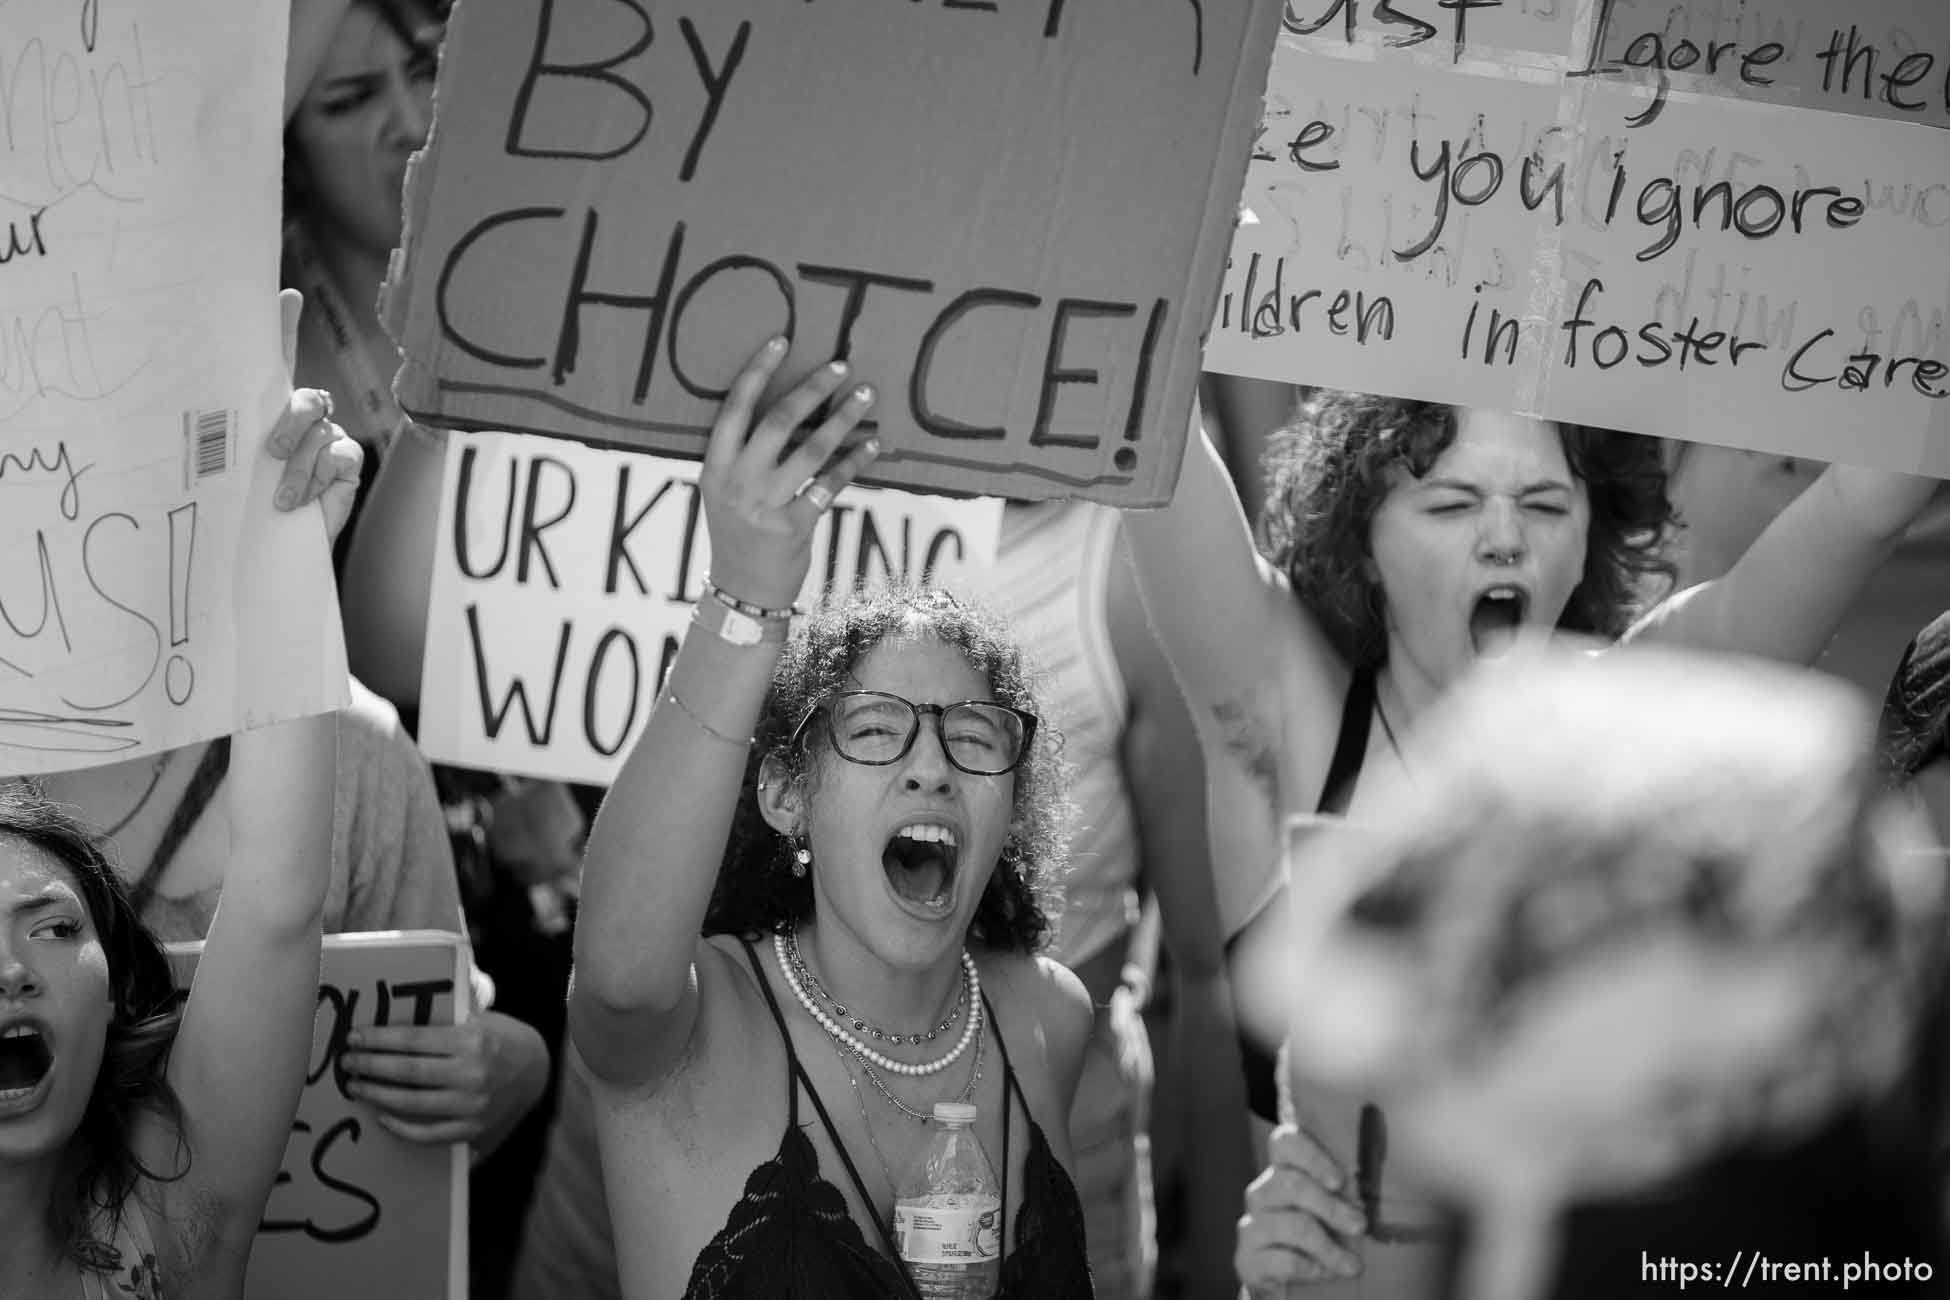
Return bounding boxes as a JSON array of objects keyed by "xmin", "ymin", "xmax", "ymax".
[{"xmin": 961, "ymin": 500, "xmax": 1139, "ymax": 967}]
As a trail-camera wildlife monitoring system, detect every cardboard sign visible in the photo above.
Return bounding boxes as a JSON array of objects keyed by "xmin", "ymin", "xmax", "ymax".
[
  {"xmin": 0, "ymin": 0, "xmax": 348, "ymax": 774},
  {"xmin": 1204, "ymin": 0, "xmax": 1950, "ymax": 476},
  {"xmin": 166, "ymin": 933, "xmax": 469, "ymax": 1300},
  {"xmin": 418, "ymin": 431, "xmax": 1005, "ymax": 784},
  {"xmin": 381, "ymin": 0, "xmax": 1286, "ymax": 505}
]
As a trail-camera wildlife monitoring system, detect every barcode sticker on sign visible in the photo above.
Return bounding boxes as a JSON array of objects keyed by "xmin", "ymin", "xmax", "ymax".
[{"xmin": 183, "ymin": 408, "xmax": 233, "ymax": 487}]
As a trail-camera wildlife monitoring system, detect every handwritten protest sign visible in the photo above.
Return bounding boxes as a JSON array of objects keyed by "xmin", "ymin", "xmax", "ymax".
[
  {"xmin": 380, "ymin": 0, "xmax": 1285, "ymax": 505},
  {"xmin": 167, "ymin": 933, "xmax": 469, "ymax": 1300},
  {"xmin": 418, "ymin": 431, "xmax": 1005, "ymax": 784},
  {"xmin": 1204, "ymin": 0, "xmax": 1950, "ymax": 476},
  {"xmin": 0, "ymin": 0, "xmax": 347, "ymax": 775}
]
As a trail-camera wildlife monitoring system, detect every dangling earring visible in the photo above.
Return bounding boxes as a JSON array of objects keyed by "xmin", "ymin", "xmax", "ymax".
[
  {"xmin": 998, "ymin": 837, "xmax": 1021, "ymax": 867},
  {"xmin": 792, "ymin": 839, "xmax": 811, "ymax": 878}
]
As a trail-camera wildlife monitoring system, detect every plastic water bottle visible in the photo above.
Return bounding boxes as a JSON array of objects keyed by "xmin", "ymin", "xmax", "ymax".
[{"xmin": 893, "ymin": 1101, "xmax": 1002, "ymax": 1299}]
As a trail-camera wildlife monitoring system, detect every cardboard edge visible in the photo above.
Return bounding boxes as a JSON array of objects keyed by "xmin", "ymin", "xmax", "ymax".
[
  {"xmin": 379, "ymin": 0, "xmax": 470, "ymax": 407},
  {"xmin": 445, "ymin": 936, "xmax": 471, "ymax": 1300},
  {"xmin": 385, "ymin": 1, "xmax": 1287, "ymax": 511},
  {"xmin": 163, "ymin": 930, "xmax": 470, "ymax": 1298},
  {"xmin": 1150, "ymin": 0, "xmax": 1290, "ymax": 511}
]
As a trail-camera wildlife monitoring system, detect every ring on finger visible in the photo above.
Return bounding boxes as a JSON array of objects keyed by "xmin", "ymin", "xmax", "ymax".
[{"xmin": 796, "ymin": 478, "xmax": 835, "ymax": 511}]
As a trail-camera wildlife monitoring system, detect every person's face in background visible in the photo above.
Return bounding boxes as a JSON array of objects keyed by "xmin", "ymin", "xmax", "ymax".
[
  {"xmin": 289, "ymin": 3, "xmax": 440, "ymax": 262},
  {"xmin": 0, "ymin": 837, "xmax": 111, "ymax": 1168},
  {"xmin": 1366, "ymin": 409, "xmax": 1590, "ymax": 694}
]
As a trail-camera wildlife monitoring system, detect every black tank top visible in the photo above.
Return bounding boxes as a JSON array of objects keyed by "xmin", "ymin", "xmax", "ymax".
[
  {"xmin": 1238, "ymin": 667, "xmax": 1375, "ymax": 1122},
  {"xmin": 681, "ymin": 940, "xmax": 1094, "ymax": 1299}
]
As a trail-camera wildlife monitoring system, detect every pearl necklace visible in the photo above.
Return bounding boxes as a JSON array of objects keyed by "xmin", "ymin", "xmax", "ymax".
[
  {"xmin": 785, "ymin": 923, "xmax": 966, "ymax": 1045},
  {"xmin": 774, "ymin": 928, "xmax": 981, "ymax": 1077}
]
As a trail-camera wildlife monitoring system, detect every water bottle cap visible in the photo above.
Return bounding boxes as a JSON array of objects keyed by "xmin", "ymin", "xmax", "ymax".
[{"xmin": 932, "ymin": 1102, "xmax": 977, "ymax": 1124}]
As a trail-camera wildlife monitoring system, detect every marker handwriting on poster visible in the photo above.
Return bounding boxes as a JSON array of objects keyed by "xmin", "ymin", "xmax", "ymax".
[
  {"xmin": 0, "ymin": 420, "xmax": 215, "ymax": 749},
  {"xmin": 452, "ymin": 448, "xmax": 976, "ymax": 755},
  {"xmin": 1570, "ymin": 0, "xmax": 1950, "ymax": 129},
  {"xmin": 1281, "ymin": 0, "xmax": 1506, "ymax": 63},
  {"xmin": 1278, "ymin": 112, "xmax": 1866, "ymax": 263},
  {"xmin": 1213, "ymin": 0, "xmax": 1950, "ymax": 474},
  {"xmin": 421, "ymin": 3, "xmax": 1189, "ymax": 464},
  {"xmin": 167, "ymin": 935, "xmax": 467, "ymax": 1300},
  {"xmin": 160, "ymin": 962, "xmax": 455, "ymax": 1245},
  {"xmin": 3, "ymin": 0, "xmax": 342, "ymax": 772},
  {"xmin": 418, "ymin": 432, "xmax": 1003, "ymax": 785},
  {"xmin": 0, "ymin": 11, "xmax": 162, "ymax": 203},
  {"xmin": 390, "ymin": 0, "xmax": 1283, "ymax": 504},
  {"xmin": 264, "ymin": 973, "xmax": 455, "ymax": 1244},
  {"xmin": 1283, "ymin": 0, "xmax": 1950, "ymax": 131}
]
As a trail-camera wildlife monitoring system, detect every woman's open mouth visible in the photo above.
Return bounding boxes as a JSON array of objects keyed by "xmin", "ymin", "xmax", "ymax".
[
  {"xmin": 1468, "ymin": 586, "xmax": 1530, "ymax": 658},
  {"xmin": 0, "ymin": 1024, "xmax": 53, "ymax": 1104},
  {"xmin": 882, "ymin": 823, "xmax": 960, "ymax": 918}
]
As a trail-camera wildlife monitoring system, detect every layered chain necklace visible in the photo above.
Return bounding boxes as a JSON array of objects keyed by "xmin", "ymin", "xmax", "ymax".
[
  {"xmin": 783, "ymin": 923, "xmax": 967, "ymax": 1046},
  {"xmin": 835, "ymin": 1009, "xmax": 985, "ymax": 1133},
  {"xmin": 774, "ymin": 924, "xmax": 981, "ymax": 1078}
]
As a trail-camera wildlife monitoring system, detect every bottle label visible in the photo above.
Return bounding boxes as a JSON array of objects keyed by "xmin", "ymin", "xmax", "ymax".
[{"xmin": 894, "ymin": 1196, "xmax": 1003, "ymax": 1265}]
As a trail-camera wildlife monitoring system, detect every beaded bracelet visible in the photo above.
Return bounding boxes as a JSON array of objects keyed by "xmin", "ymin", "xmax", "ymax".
[
  {"xmin": 702, "ymin": 577, "xmax": 801, "ymax": 623},
  {"xmin": 691, "ymin": 601, "xmax": 788, "ymax": 648}
]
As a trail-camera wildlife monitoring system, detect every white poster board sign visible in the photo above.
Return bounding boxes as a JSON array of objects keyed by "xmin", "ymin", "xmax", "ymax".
[
  {"xmin": 419, "ymin": 432, "xmax": 1005, "ymax": 784},
  {"xmin": 0, "ymin": 0, "xmax": 347, "ymax": 775},
  {"xmin": 1206, "ymin": 0, "xmax": 1950, "ymax": 474},
  {"xmin": 167, "ymin": 933, "xmax": 469, "ymax": 1300}
]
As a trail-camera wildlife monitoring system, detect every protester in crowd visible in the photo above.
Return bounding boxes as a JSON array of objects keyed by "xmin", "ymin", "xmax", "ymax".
[
  {"xmin": 568, "ymin": 340, "xmax": 1094, "ymax": 1297},
  {"xmin": 285, "ymin": 0, "xmax": 584, "ymax": 906},
  {"xmin": 1238, "ymin": 646, "xmax": 1947, "ymax": 1300},
  {"xmin": 0, "ymin": 335, "xmax": 349, "ymax": 1300},
  {"xmin": 1122, "ymin": 393, "xmax": 1937, "ymax": 1296},
  {"xmin": 281, "ymin": 5, "xmax": 580, "ymax": 1284},
  {"xmin": 40, "ymin": 295, "xmax": 550, "ymax": 1178},
  {"xmin": 515, "ymin": 498, "xmax": 1255, "ymax": 1299},
  {"xmin": 1130, "ymin": 394, "xmax": 1938, "ymax": 1089}
]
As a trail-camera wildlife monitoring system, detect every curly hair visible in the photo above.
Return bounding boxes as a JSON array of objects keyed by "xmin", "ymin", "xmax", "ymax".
[
  {"xmin": 1257, "ymin": 391, "xmax": 1680, "ymax": 671},
  {"xmin": 0, "ymin": 786, "xmax": 189, "ymax": 1272},
  {"xmin": 703, "ymin": 585, "xmax": 1070, "ymax": 952}
]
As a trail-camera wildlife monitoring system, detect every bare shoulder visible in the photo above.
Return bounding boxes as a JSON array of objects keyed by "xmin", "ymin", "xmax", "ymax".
[
  {"xmin": 1030, "ymin": 953, "xmax": 1093, "ymax": 1051},
  {"xmin": 978, "ymin": 950, "xmax": 1093, "ymax": 1066}
]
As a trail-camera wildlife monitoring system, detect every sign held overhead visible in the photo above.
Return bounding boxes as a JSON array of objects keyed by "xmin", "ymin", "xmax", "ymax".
[{"xmin": 383, "ymin": 0, "xmax": 1286, "ymax": 505}]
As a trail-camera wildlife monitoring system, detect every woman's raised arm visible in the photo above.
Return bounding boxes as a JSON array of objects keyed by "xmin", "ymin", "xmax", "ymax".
[
  {"xmin": 1630, "ymin": 462, "xmax": 1940, "ymax": 665},
  {"xmin": 568, "ymin": 340, "xmax": 878, "ymax": 1087},
  {"xmin": 146, "ymin": 293, "xmax": 362, "ymax": 1269},
  {"xmin": 1123, "ymin": 417, "xmax": 1297, "ymax": 716},
  {"xmin": 1123, "ymin": 413, "xmax": 1347, "ymax": 829}
]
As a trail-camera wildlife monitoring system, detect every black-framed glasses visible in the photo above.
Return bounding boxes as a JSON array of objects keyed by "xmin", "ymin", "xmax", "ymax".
[{"xmin": 789, "ymin": 690, "xmax": 1037, "ymax": 776}]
